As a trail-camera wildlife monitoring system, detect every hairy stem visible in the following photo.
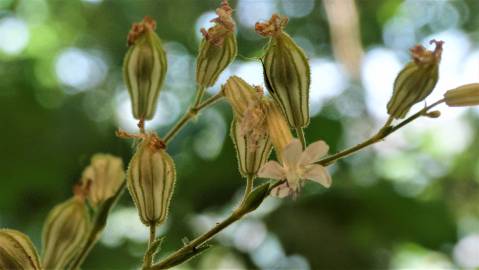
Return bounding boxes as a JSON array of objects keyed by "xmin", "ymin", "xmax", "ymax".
[
  {"xmin": 163, "ymin": 92, "xmax": 224, "ymax": 144},
  {"xmin": 318, "ymin": 99, "xmax": 444, "ymax": 166}
]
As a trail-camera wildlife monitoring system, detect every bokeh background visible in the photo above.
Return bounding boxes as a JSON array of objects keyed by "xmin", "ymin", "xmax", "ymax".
[{"xmin": 1, "ymin": 0, "xmax": 479, "ymax": 269}]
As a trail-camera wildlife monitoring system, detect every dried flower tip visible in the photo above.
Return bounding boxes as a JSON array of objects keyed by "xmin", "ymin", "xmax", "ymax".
[
  {"xmin": 255, "ymin": 14, "xmax": 288, "ymax": 37},
  {"xmin": 0, "ymin": 229, "xmax": 42, "ymax": 270},
  {"xmin": 444, "ymin": 83, "xmax": 479, "ymax": 107},
  {"xmin": 264, "ymin": 99, "xmax": 293, "ymax": 161},
  {"xmin": 386, "ymin": 40, "xmax": 443, "ymax": 119},
  {"xmin": 260, "ymin": 15, "xmax": 311, "ymax": 128},
  {"xmin": 127, "ymin": 133, "xmax": 176, "ymax": 226},
  {"xmin": 81, "ymin": 154, "xmax": 125, "ymax": 207},
  {"xmin": 123, "ymin": 16, "xmax": 167, "ymax": 121},
  {"xmin": 42, "ymin": 196, "xmax": 91, "ymax": 270},
  {"xmin": 231, "ymin": 118, "xmax": 272, "ymax": 177},
  {"xmin": 196, "ymin": 0, "xmax": 237, "ymax": 87},
  {"xmin": 239, "ymin": 98, "xmax": 268, "ymax": 148}
]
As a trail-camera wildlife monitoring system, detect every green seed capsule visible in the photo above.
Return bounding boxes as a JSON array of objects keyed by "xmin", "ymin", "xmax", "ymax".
[
  {"xmin": 0, "ymin": 229, "xmax": 42, "ymax": 270},
  {"xmin": 256, "ymin": 14, "xmax": 311, "ymax": 128},
  {"xmin": 42, "ymin": 196, "xmax": 91, "ymax": 270},
  {"xmin": 123, "ymin": 16, "xmax": 167, "ymax": 120},
  {"xmin": 222, "ymin": 76, "xmax": 261, "ymax": 118},
  {"xmin": 127, "ymin": 134, "xmax": 176, "ymax": 226},
  {"xmin": 231, "ymin": 118, "xmax": 272, "ymax": 177},
  {"xmin": 444, "ymin": 83, "xmax": 479, "ymax": 107},
  {"xmin": 387, "ymin": 40, "xmax": 443, "ymax": 119},
  {"xmin": 81, "ymin": 154, "xmax": 125, "ymax": 208},
  {"xmin": 264, "ymin": 99, "xmax": 293, "ymax": 162},
  {"xmin": 196, "ymin": 0, "xmax": 237, "ymax": 87}
]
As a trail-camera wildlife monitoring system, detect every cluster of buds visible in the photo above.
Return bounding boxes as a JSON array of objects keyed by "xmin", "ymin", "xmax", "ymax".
[
  {"xmin": 256, "ymin": 14, "xmax": 311, "ymax": 129},
  {"xmin": 387, "ymin": 40, "xmax": 443, "ymax": 119},
  {"xmin": 42, "ymin": 186, "xmax": 91, "ymax": 269},
  {"xmin": 196, "ymin": 0, "xmax": 237, "ymax": 88},
  {"xmin": 127, "ymin": 133, "xmax": 176, "ymax": 226},
  {"xmin": 123, "ymin": 16, "xmax": 167, "ymax": 122}
]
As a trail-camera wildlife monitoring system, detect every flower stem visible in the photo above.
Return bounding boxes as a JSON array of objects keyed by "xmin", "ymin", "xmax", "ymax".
[
  {"xmin": 318, "ymin": 99, "xmax": 444, "ymax": 166},
  {"xmin": 239, "ymin": 175, "xmax": 255, "ymax": 206},
  {"xmin": 68, "ymin": 183, "xmax": 126, "ymax": 270},
  {"xmin": 163, "ymin": 91, "xmax": 224, "ymax": 144},
  {"xmin": 295, "ymin": 127, "xmax": 307, "ymax": 149},
  {"xmin": 144, "ymin": 224, "xmax": 157, "ymax": 269}
]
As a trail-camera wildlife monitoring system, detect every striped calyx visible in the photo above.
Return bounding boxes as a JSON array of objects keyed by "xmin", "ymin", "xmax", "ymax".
[
  {"xmin": 257, "ymin": 14, "xmax": 311, "ymax": 128},
  {"xmin": 387, "ymin": 40, "xmax": 443, "ymax": 119},
  {"xmin": 444, "ymin": 83, "xmax": 479, "ymax": 107},
  {"xmin": 42, "ymin": 193, "xmax": 91, "ymax": 270},
  {"xmin": 264, "ymin": 99, "xmax": 293, "ymax": 162},
  {"xmin": 127, "ymin": 134, "xmax": 176, "ymax": 226},
  {"xmin": 81, "ymin": 154, "xmax": 125, "ymax": 207},
  {"xmin": 123, "ymin": 16, "xmax": 167, "ymax": 120},
  {"xmin": 0, "ymin": 229, "xmax": 42, "ymax": 270},
  {"xmin": 231, "ymin": 118, "xmax": 272, "ymax": 177},
  {"xmin": 196, "ymin": 0, "xmax": 237, "ymax": 87},
  {"xmin": 222, "ymin": 76, "xmax": 262, "ymax": 118}
]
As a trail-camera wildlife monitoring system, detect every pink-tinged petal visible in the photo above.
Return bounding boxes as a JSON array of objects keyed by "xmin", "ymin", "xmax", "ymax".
[
  {"xmin": 258, "ymin": 161, "xmax": 286, "ymax": 180},
  {"xmin": 270, "ymin": 182, "xmax": 292, "ymax": 198},
  {"xmin": 303, "ymin": 164, "xmax": 332, "ymax": 188},
  {"xmin": 282, "ymin": 139, "xmax": 302, "ymax": 167},
  {"xmin": 299, "ymin": 140, "xmax": 329, "ymax": 165}
]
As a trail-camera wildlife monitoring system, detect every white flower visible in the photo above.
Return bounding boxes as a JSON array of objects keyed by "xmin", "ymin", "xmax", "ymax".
[{"xmin": 258, "ymin": 139, "xmax": 332, "ymax": 198}]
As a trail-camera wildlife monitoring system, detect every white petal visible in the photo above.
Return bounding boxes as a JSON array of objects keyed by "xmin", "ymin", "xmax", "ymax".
[
  {"xmin": 299, "ymin": 140, "xmax": 329, "ymax": 165},
  {"xmin": 282, "ymin": 139, "xmax": 302, "ymax": 167},
  {"xmin": 270, "ymin": 182, "xmax": 292, "ymax": 198},
  {"xmin": 303, "ymin": 164, "xmax": 332, "ymax": 188},
  {"xmin": 258, "ymin": 161, "xmax": 286, "ymax": 179}
]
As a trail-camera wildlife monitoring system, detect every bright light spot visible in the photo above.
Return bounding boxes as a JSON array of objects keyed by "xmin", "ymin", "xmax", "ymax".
[
  {"xmin": 361, "ymin": 48, "xmax": 401, "ymax": 120},
  {"xmin": 0, "ymin": 17, "xmax": 29, "ymax": 55},
  {"xmin": 461, "ymin": 50, "xmax": 479, "ymax": 85},
  {"xmin": 81, "ymin": 0, "xmax": 102, "ymax": 4},
  {"xmin": 193, "ymin": 109, "xmax": 227, "ymax": 160},
  {"xmin": 453, "ymin": 234, "xmax": 479, "ymax": 269},
  {"xmin": 427, "ymin": 2, "xmax": 460, "ymax": 32},
  {"xmin": 164, "ymin": 42, "xmax": 195, "ymax": 99},
  {"xmin": 209, "ymin": 65, "xmax": 233, "ymax": 95},
  {"xmin": 279, "ymin": 0, "xmax": 314, "ymax": 18},
  {"xmin": 55, "ymin": 48, "xmax": 107, "ymax": 92},
  {"xmin": 233, "ymin": 219, "xmax": 267, "ymax": 252},
  {"xmin": 274, "ymin": 255, "xmax": 310, "ymax": 270},
  {"xmin": 251, "ymin": 234, "xmax": 285, "ymax": 268},
  {"xmin": 237, "ymin": 0, "xmax": 277, "ymax": 28},
  {"xmin": 194, "ymin": 11, "xmax": 216, "ymax": 41},
  {"xmin": 389, "ymin": 243, "xmax": 453, "ymax": 269},
  {"xmin": 309, "ymin": 58, "xmax": 347, "ymax": 116},
  {"xmin": 114, "ymin": 90, "xmax": 181, "ymax": 132},
  {"xmin": 398, "ymin": 0, "xmax": 433, "ymax": 28},
  {"xmin": 233, "ymin": 61, "xmax": 264, "ymax": 87},
  {"xmin": 382, "ymin": 17, "xmax": 416, "ymax": 52},
  {"xmin": 101, "ymin": 207, "xmax": 167, "ymax": 247}
]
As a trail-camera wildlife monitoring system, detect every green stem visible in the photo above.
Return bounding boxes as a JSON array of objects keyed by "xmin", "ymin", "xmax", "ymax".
[
  {"xmin": 69, "ymin": 183, "xmax": 126, "ymax": 270},
  {"xmin": 239, "ymin": 175, "xmax": 255, "ymax": 207},
  {"xmin": 163, "ymin": 92, "xmax": 224, "ymax": 144},
  {"xmin": 295, "ymin": 127, "xmax": 307, "ymax": 149},
  {"xmin": 318, "ymin": 99, "xmax": 444, "ymax": 166},
  {"xmin": 144, "ymin": 224, "xmax": 157, "ymax": 269}
]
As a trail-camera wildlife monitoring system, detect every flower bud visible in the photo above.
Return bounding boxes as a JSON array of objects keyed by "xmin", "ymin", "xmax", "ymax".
[
  {"xmin": 196, "ymin": 0, "xmax": 237, "ymax": 87},
  {"xmin": 222, "ymin": 76, "xmax": 262, "ymax": 118},
  {"xmin": 444, "ymin": 83, "xmax": 479, "ymax": 107},
  {"xmin": 127, "ymin": 134, "xmax": 176, "ymax": 226},
  {"xmin": 264, "ymin": 99, "xmax": 293, "ymax": 161},
  {"xmin": 256, "ymin": 14, "xmax": 311, "ymax": 128},
  {"xmin": 81, "ymin": 154, "xmax": 125, "ymax": 208},
  {"xmin": 123, "ymin": 16, "xmax": 167, "ymax": 120},
  {"xmin": 42, "ymin": 193, "xmax": 91, "ymax": 270},
  {"xmin": 231, "ymin": 118, "xmax": 272, "ymax": 177},
  {"xmin": 387, "ymin": 40, "xmax": 443, "ymax": 119},
  {"xmin": 0, "ymin": 229, "xmax": 42, "ymax": 270}
]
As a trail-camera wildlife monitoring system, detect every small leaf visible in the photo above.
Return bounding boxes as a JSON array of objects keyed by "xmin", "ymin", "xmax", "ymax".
[{"xmin": 237, "ymin": 182, "xmax": 270, "ymax": 215}]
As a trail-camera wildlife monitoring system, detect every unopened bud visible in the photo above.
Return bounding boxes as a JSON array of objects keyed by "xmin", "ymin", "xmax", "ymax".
[
  {"xmin": 0, "ymin": 229, "xmax": 42, "ymax": 270},
  {"xmin": 127, "ymin": 134, "xmax": 176, "ymax": 226},
  {"xmin": 222, "ymin": 76, "xmax": 263, "ymax": 117},
  {"xmin": 444, "ymin": 83, "xmax": 479, "ymax": 107},
  {"xmin": 231, "ymin": 118, "xmax": 272, "ymax": 177},
  {"xmin": 425, "ymin": 110, "xmax": 441, "ymax": 118},
  {"xmin": 265, "ymin": 99, "xmax": 293, "ymax": 161},
  {"xmin": 257, "ymin": 14, "xmax": 311, "ymax": 128},
  {"xmin": 387, "ymin": 40, "xmax": 443, "ymax": 119},
  {"xmin": 81, "ymin": 154, "xmax": 125, "ymax": 208},
  {"xmin": 123, "ymin": 16, "xmax": 167, "ymax": 120},
  {"xmin": 42, "ymin": 193, "xmax": 91, "ymax": 270},
  {"xmin": 196, "ymin": 0, "xmax": 237, "ymax": 87}
]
